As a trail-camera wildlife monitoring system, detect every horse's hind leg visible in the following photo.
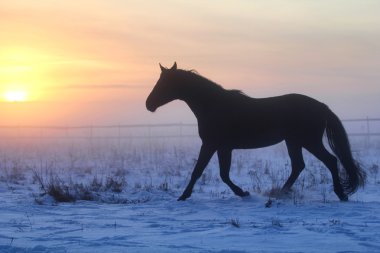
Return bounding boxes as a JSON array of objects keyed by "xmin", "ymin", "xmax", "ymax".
[
  {"xmin": 218, "ymin": 149, "xmax": 249, "ymax": 197},
  {"xmin": 304, "ymin": 141, "xmax": 348, "ymax": 201},
  {"xmin": 281, "ymin": 141, "xmax": 305, "ymax": 194}
]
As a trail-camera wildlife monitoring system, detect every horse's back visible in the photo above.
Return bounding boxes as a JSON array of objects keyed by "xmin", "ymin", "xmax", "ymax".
[
  {"xmin": 225, "ymin": 93, "xmax": 327, "ymax": 123},
  {"xmin": 257, "ymin": 93, "xmax": 327, "ymax": 118},
  {"xmin": 250, "ymin": 93, "xmax": 328, "ymax": 133},
  {"xmin": 199, "ymin": 92, "xmax": 329, "ymax": 148}
]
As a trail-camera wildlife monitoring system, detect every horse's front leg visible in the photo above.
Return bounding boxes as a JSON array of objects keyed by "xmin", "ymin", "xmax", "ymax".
[
  {"xmin": 178, "ymin": 144, "xmax": 216, "ymax": 201},
  {"xmin": 218, "ymin": 148, "xmax": 250, "ymax": 197}
]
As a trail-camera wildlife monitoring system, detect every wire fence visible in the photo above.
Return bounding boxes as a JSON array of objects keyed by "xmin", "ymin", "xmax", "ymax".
[
  {"xmin": 1, "ymin": 118, "xmax": 380, "ymax": 141},
  {"xmin": 0, "ymin": 123, "xmax": 197, "ymax": 141},
  {"xmin": 1, "ymin": 119, "xmax": 380, "ymax": 139}
]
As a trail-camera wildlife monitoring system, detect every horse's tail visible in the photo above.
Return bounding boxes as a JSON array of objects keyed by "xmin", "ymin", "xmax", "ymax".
[{"xmin": 325, "ymin": 108, "xmax": 366, "ymax": 195}]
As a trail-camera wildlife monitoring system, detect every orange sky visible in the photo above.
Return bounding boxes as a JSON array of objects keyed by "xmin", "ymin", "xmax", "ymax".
[{"xmin": 0, "ymin": 1, "xmax": 379, "ymax": 125}]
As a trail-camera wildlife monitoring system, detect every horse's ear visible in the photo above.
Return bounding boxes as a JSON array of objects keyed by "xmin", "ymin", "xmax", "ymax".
[
  {"xmin": 170, "ymin": 62, "xmax": 177, "ymax": 70},
  {"xmin": 159, "ymin": 63, "xmax": 167, "ymax": 72}
]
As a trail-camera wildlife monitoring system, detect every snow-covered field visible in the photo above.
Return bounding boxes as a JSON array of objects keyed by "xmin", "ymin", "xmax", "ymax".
[{"xmin": 0, "ymin": 136, "xmax": 379, "ymax": 253}]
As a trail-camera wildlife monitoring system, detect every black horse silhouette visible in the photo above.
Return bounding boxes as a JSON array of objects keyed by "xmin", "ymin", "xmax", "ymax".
[{"xmin": 146, "ymin": 62, "xmax": 366, "ymax": 201}]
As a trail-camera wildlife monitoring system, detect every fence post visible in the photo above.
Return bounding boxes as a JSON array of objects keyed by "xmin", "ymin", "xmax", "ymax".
[
  {"xmin": 118, "ymin": 124, "xmax": 121, "ymax": 148},
  {"xmin": 179, "ymin": 122, "xmax": 183, "ymax": 149},
  {"xmin": 17, "ymin": 125, "xmax": 20, "ymax": 140},
  {"xmin": 148, "ymin": 124, "xmax": 152, "ymax": 164},
  {"xmin": 89, "ymin": 125, "xmax": 94, "ymax": 147},
  {"xmin": 39, "ymin": 127, "xmax": 43, "ymax": 143},
  {"xmin": 366, "ymin": 116, "xmax": 370, "ymax": 149}
]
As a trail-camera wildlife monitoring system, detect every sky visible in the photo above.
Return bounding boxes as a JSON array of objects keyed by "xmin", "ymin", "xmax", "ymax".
[{"xmin": 0, "ymin": 0, "xmax": 379, "ymax": 126}]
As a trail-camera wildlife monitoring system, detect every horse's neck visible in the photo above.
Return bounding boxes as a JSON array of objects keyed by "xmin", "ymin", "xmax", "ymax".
[
  {"xmin": 180, "ymin": 84, "xmax": 221, "ymax": 120},
  {"xmin": 182, "ymin": 97, "xmax": 206, "ymax": 120}
]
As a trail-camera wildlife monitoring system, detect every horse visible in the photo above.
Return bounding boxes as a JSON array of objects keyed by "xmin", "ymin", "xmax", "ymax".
[{"xmin": 146, "ymin": 62, "xmax": 366, "ymax": 201}]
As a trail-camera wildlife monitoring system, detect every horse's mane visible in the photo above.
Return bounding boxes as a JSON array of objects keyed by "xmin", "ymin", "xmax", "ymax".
[
  {"xmin": 177, "ymin": 69, "xmax": 247, "ymax": 97},
  {"xmin": 177, "ymin": 69, "xmax": 224, "ymax": 90}
]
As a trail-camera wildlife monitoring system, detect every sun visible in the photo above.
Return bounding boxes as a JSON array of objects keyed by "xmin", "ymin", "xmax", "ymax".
[
  {"xmin": 4, "ymin": 90, "xmax": 28, "ymax": 102},
  {"xmin": 1, "ymin": 47, "xmax": 52, "ymax": 103}
]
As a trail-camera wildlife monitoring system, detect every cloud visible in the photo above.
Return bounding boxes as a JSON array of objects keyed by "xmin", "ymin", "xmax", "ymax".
[{"xmin": 53, "ymin": 84, "xmax": 149, "ymax": 90}]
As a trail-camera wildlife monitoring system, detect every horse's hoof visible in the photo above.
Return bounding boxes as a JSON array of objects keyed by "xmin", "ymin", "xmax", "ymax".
[
  {"xmin": 242, "ymin": 191, "xmax": 250, "ymax": 197},
  {"xmin": 265, "ymin": 199, "xmax": 273, "ymax": 208},
  {"xmin": 335, "ymin": 190, "xmax": 348, "ymax": 202},
  {"xmin": 177, "ymin": 195, "xmax": 188, "ymax": 201}
]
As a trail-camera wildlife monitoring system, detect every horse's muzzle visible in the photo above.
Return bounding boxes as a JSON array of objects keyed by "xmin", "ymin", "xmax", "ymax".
[{"xmin": 146, "ymin": 100, "xmax": 157, "ymax": 112}]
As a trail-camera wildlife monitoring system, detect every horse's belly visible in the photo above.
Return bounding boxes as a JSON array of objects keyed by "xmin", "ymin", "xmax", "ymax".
[
  {"xmin": 229, "ymin": 132, "xmax": 284, "ymax": 149},
  {"xmin": 203, "ymin": 125, "xmax": 284, "ymax": 149},
  {"xmin": 198, "ymin": 119, "xmax": 285, "ymax": 148}
]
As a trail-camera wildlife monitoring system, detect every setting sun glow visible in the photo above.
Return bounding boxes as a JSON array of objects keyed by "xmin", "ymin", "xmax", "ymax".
[
  {"xmin": 4, "ymin": 90, "xmax": 27, "ymax": 102},
  {"xmin": 0, "ymin": 0, "xmax": 379, "ymax": 126}
]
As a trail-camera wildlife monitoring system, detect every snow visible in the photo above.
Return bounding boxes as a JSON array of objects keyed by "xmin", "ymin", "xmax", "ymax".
[{"xmin": 0, "ymin": 138, "xmax": 379, "ymax": 253}]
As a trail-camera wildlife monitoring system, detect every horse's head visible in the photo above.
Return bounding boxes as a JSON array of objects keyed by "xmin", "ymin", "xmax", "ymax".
[{"xmin": 146, "ymin": 62, "xmax": 179, "ymax": 112}]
